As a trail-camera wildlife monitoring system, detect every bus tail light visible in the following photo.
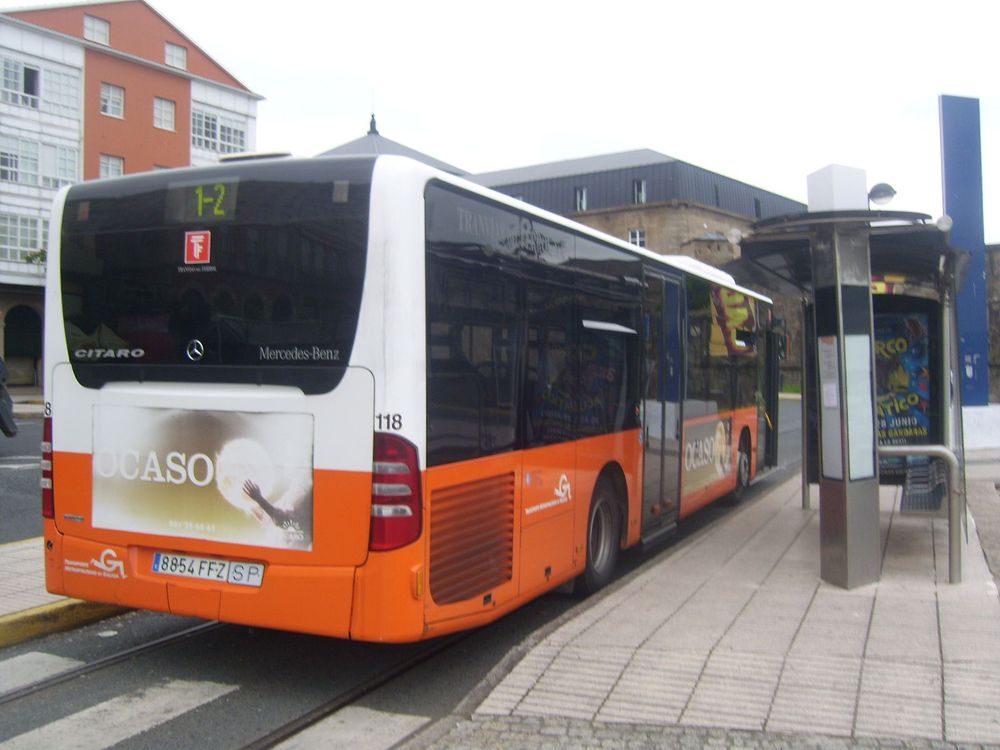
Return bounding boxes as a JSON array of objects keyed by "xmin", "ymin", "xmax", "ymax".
[
  {"xmin": 41, "ymin": 417, "xmax": 54, "ymax": 519},
  {"xmin": 370, "ymin": 433, "xmax": 422, "ymax": 551}
]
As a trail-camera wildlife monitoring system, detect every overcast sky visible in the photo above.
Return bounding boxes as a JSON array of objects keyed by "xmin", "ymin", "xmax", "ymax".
[{"xmin": 6, "ymin": 0, "xmax": 997, "ymax": 241}]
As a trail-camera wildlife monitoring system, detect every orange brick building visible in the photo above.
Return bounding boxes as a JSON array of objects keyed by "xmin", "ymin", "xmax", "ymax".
[{"xmin": 1, "ymin": 0, "xmax": 260, "ymax": 383}]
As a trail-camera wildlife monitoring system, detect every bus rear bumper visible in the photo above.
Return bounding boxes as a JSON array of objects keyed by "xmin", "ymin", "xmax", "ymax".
[{"xmin": 45, "ymin": 532, "xmax": 358, "ymax": 639}]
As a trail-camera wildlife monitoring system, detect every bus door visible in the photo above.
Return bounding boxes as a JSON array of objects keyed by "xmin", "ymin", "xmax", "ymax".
[{"xmin": 641, "ymin": 274, "xmax": 682, "ymax": 543}]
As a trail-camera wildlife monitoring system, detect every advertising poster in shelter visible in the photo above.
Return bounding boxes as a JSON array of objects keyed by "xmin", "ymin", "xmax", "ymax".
[{"xmin": 874, "ymin": 312, "xmax": 930, "ymax": 480}]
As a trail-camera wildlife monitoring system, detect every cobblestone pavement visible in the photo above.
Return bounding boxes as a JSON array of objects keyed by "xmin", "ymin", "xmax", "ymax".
[
  {"xmin": 406, "ymin": 468, "xmax": 1000, "ymax": 750},
  {"xmin": 424, "ymin": 715, "xmax": 994, "ymax": 749}
]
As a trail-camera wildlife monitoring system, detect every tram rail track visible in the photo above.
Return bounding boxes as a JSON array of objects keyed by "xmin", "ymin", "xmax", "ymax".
[
  {"xmin": 0, "ymin": 619, "xmax": 225, "ymax": 707},
  {"xmin": 241, "ymin": 631, "xmax": 468, "ymax": 750},
  {"xmin": 2, "ymin": 613, "xmax": 471, "ymax": 750}
]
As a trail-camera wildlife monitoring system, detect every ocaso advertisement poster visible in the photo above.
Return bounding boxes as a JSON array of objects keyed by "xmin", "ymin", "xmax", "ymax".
[
  {"xmin": 92, "ymin": 406, "xmax": 314, "ymax": 550},
  {"xmin": 682, "ymin": 417, "xmax": 732, "ymax": 495}
]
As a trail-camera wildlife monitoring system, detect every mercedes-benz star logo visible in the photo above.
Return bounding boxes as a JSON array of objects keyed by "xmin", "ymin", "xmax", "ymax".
[{"xmin": 185, "ymin": 339, "xmax": 205, "ymax": 362}]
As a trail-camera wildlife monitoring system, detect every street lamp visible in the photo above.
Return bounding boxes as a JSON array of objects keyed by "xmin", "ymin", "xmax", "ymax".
[{"xmin": 867, "ymin": 182, "xmax": 897, "ymax": 207}]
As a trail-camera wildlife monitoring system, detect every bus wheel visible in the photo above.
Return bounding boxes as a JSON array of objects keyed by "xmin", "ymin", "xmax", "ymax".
[
  {"xmin": 730, "ymin": 431, "xmax": 752, "ymax": 503},
  {"xmin": 578, "ymin": 480, "xmax": 620, "ymax": 595}
]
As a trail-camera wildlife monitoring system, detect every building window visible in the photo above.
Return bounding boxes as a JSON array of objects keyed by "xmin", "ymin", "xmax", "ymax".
[
  {"xmin": 574, "ymin": 186, "xmax": 588, "ymax": 212},
  {"xmin": 628, "ymin": 228, "xmax": 646, "ymax": 248},
  {"xmin": 41, "ymin": 68, "xmax": 80, "ymax": 116},
  {"xmin": 219, "ymin": 121, "xmax": 246, "ymax": 153},
  {"xmin": 2, "ymin": 58, "xmax": 40, "ymax": 109},
  {"xmin": 753, "ymin": 197, "xmax": 762, "ymax": 219},
  {"xmin": 153, "ymin": 97, "xmax": 175, "ymax": 130},
  {"xmin": 1, "ymin": 136, "xmax": 77, "ymax": 188},
  {"xmin": 632, "ymin": 179, "xmax": 646, "ymax": 205},
  {"xmin": 0, "ymin": 136, "xmax": 40, "ymax": 185},
  {"xmin": 83, "ymin": 15, "xmax": 110, "ymax": 45},
  {"xmin": 0, "ymin": 151, "xmax": 19, "ymax": 184},
  {"xmin": 192, "ymin": 110, "xmax": 218, "ymax": 150},
  {"xmin": 40, "ymin": 144, "xmax": 78, "ymax": 188},
  {"xmin": 165, "ymin": 43, "xmax": 187, "ymax": 69},
  {"xmin": 100, "ymin": 83, "xmax": 124, "ymax": 118},
  {"xmin": 0, "ymin": 213, "xmax": 45, "ymax": 262},
  {"xmin": 192, "ymin": 109, "xmax": 247, "ymax": 154},
  {"xmin": 100, "ymin": 154, "xmax": 124, "ymax": 178}
]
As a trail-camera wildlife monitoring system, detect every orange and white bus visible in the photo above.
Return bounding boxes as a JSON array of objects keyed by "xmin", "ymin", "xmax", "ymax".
[{"xmin": 42, "ymin": 155, "xmax": 778, "ymax": 642}]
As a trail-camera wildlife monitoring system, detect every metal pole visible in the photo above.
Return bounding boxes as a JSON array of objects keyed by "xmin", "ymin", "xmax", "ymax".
[
  {"xmin": 801, "ymin": 301, "xmax": 810, "ymax": 510},
  {"xmin": 940, "ymin": 287, "xmax": 953, "ymax": 455},
  {"xmin": 877, "ymin": 444, "xmax": 962, "ymax": 583}
]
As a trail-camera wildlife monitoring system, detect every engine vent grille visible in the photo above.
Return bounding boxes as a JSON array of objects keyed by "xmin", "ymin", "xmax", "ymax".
[{"xmin": 430, "ymin": 473, "xmax": 515, "ymax": 605}]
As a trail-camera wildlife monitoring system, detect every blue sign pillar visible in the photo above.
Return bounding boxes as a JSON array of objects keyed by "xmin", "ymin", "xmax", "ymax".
[{"xmin": 940, "ymin": 95, "xmax": 988, "ymax": 405}]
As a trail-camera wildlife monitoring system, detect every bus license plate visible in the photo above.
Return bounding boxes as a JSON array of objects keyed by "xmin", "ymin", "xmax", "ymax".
[{"xmin": 152, "ymin": 552, "xmax": 264, "ymax": 587}]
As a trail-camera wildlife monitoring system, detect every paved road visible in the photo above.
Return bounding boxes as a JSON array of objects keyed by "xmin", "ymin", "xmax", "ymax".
[{"xmin": 0, "ymin": 418, "xmax": 42, "ymax": 543}]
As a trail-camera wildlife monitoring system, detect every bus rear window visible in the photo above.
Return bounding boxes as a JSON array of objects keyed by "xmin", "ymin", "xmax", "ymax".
[{"xmin": 59, "ymin": 158, "xmax": 372, "ymax": 393}]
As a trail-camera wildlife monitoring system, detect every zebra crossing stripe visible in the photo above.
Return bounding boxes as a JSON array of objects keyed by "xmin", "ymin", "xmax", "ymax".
[
  {"xmin": 0, "ymin": 679, "xmax": 237, "ymax": 750},
  {"xmin": 272, "ymin": 706, "xmax": 430, "ymax": 750},
  {"xmin": 0, "ymin": 652, "xmax": 84, "ymax": 694}
]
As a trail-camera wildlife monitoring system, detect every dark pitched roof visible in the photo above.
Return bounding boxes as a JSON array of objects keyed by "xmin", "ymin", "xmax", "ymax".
[
  {"xmin": 319, "ymin": 116, "xmax": 467, "ymax": 175},
  {"xmin": 470, "ymin": 149, "xmax": 675, "ymax": 187}
]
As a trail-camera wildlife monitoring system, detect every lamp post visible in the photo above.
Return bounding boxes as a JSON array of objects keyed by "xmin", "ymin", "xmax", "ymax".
[{"xmin": 867, "ymin": 183, "xmax": 897, "ymax": 208}]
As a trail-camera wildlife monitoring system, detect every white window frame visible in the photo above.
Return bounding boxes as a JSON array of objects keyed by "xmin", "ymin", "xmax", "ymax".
[
  {"xmin": 153, "ymin": 97, "xmax": 176, "ymax": 131},
  {"xmin": 99, "ymin": 154, "xmax": 124, "ymax": 179},
  {"xmin": 627, "ymin": 228, "xmax": 646, "ymax": 248},
  {"xmin": 0, "ymin": 212, "xmax": 46, "ymax": 263},
  {"xmin": 192, "ymin": 110, "xmax": 218, "ymax": 150},
  {"xmin": 0, "ymin": 136, "xmax": 40, "ymax": 186},
  {"xmin": 219, "ymin": 119, "xmax": 246, "ymax": 154},
  {"xmin": 41, "ymin": 68, "xmax": 80, "ymax": 116},
  {"xmin": 2, "ymin": 57, "xmax": 40, "ymax": 109},
  {"xmin": 1, "ymin": 135, "xmax": 77, "ymax": 188},
  {"xmin": 40, "ymin": 144, "xmax": 79, "ymax": 188},
  {"xmin": 632, "ymin": 178, "xmax": 647, "ymax": 205},
  {"xmin": 574, "ymin": 186, "xmax": 588, "ymax": 212},
  {"xmin": 165, "ymin": 42, "xmax": 187, "ymax": 70},
  {"xmin": 192, "ymin": 109, "xmax": 247, "ymax": 155},
  {"xmin": 100, "ymin": 83, "xmax": 124, "ymax": 118},
  {"xmin": 84, "ymin": 15, "xmax": 110, "ymax": 45}
]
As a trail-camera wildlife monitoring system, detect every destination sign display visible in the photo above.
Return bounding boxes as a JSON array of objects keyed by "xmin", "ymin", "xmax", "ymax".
[{"xmin": 165, "ymin": 178, "xmax": 240, "ymax": 223}]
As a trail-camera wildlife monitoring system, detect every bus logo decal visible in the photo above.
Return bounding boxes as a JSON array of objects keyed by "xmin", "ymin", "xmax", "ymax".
[
  {"xmin": 555, "ymin": 474, "xmax": 572, "ymax": 503},
  {"xmin": 524, "ymin": 474, "xmax": 573, "ymax": 516},
  {"xmin": 186, "ymin": 339, "xmax": 205, "ymax": 362},
  {"xmin": 184, "ymin": 231, "xmax": 211, "ymax": 264},
  {"xmin": 65, "ymin": 548, "xmax": 128, "ymax": 580}
]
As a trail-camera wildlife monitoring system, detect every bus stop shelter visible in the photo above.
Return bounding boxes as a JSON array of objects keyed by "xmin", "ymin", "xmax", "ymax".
[{"xmin": 733, "ymin": 209, "xmax": 968, "ymax": 588}]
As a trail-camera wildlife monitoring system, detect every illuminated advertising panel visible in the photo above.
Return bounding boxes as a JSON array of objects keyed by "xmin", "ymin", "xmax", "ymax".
[{"xmin": 875, "ymin": 312, "xmax": 930, "ymax": 479}]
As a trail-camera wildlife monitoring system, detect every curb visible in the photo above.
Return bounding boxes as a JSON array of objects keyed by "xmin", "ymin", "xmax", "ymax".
[{"xmin": 0, "ymin": 599, "xmax": 128, "ymax": 648}]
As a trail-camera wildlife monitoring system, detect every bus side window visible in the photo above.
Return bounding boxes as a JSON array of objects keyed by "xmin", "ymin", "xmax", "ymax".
[
  {"xmin": 525, "ymin": 284, "xmax": 575, "ymax": 448},
  {"xmin": 426, "ymin": 261, "xmax": 519, "ymax": 466}
]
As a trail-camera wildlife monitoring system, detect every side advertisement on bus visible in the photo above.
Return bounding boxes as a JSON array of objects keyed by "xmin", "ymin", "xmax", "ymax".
[{"xmin": 682, "ymin": 415, "xmax": 733, "ymax": 495}]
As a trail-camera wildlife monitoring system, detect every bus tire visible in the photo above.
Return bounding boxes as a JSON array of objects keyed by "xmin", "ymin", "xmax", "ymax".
[
  {"xmin": 729, "ymin": 430, "xmax": 752, "ymax": 504},
  {"xmin": 577, "ymin": 480, "xmax": 620, "ymax": 595}
]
